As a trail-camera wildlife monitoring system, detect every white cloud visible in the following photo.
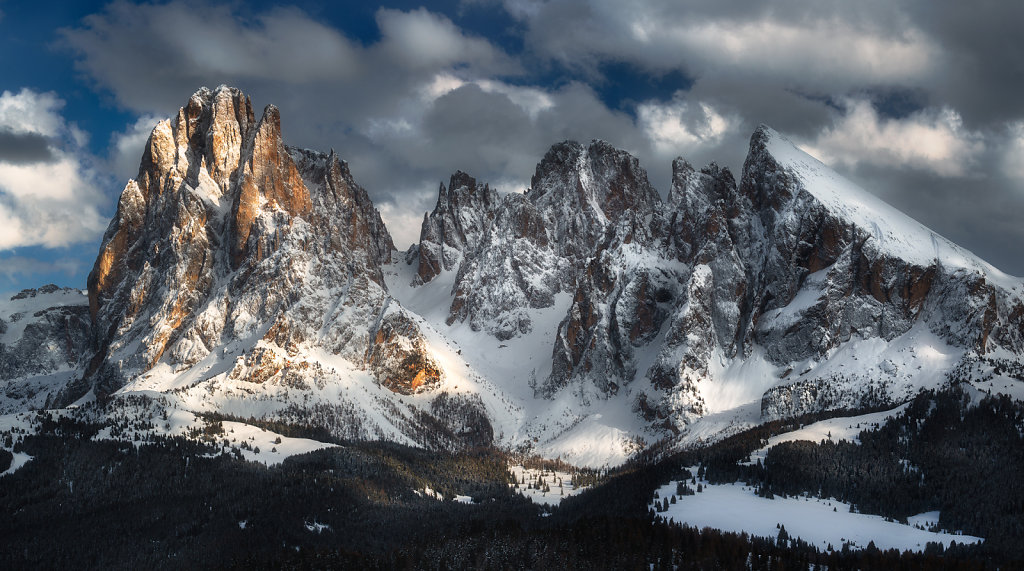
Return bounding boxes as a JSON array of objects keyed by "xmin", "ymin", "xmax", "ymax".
[
  {"xmin": 0, "ymin": 89, "xmax": 66, "ymax": 136},
  {"xmin": 109, "ymin": 114, "xmax": 162, "ymax": 182},
  {"xmin": 376, "ymin": 196, "xmax": 432, "ymax": 250},
  {"xmin": 420, "ymin": 73, "xmax": 554, "ymax": 119},
  {"xmin": 421, "ymin": 73, "xmax": 468, "ymax": 102},
  {"xmin": 801, "ymin": 99, "xmax": 984, "ymax": 177},
  {"xmin": 376, "ymin": 8, "xmax": 517, "ymax": 72},
  {"xmin": 476, "ymin": 80, "xmax": 555, "ymax": 119},
  {"xmin": 0, "ymin": 89, "xmax": 106, "ymax": 250},
  {"xmin": 657, "ymin": 19, "xmax": 935, "ymax": 86},
  {"xmin": 1004, "ymin": 122, "xmax": 1024, "ymax": 181},
  {"xmin": 638, "ymin": 96, "xmax": 736, "ymax": 156},
  {"xmin": 510, "ymin": 1, "xmax": 939, "ymax": 93}
]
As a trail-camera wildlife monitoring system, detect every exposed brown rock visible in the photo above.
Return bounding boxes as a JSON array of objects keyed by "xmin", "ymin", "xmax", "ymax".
[
  {"xmin": 231, "ymin": 106, "xmax": 311, "ymax": 268},
  {"xmin": 77, "ymin": 86, "xmax": 400, "ymax": 404},
  {"xmin": 365, "ymin": 312, "xmax": 443, "ymax": 395},
  {"xmin": 228, "ymin": 346, "xmax": 285, "ymax": 384}
]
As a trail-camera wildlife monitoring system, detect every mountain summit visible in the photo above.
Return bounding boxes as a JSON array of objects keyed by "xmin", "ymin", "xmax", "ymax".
[{"xmin": 1, "ymin": 88, "xmax": 1022, "ymax": 465}]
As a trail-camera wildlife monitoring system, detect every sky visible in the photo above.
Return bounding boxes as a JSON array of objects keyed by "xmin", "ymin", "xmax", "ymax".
[{"xmin": 0, "ymin": 0, "xmax": 1022, "ymax": 293}]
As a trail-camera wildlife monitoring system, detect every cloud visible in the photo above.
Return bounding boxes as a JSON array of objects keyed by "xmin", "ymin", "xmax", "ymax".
[
  {"xmin": 1004, "ymin": 122, "xmax": 1024, "ymax": 181},
  {"xmin": 507, "ymin": 1, "xmax": 939, "ymax": 90},
  {"xmin": 800, "ymin": 99, "xmax": 985, "ymax": 177},
  {"xmin": 376, "ymin": 8, "xmax": 519, "ymax": 73},
  {"xmin": 0, "ymin": 256, "xmax": 83, "ymax": 283},
  {"xmin": 504, "ymin": 0, "xmax": 1024, "ymax": 131},
  {"xmin": 906, "ymin": 0, "xmax": 1024, "ymax": 125},
  {"xmin": 108, "ymin": 114, "xmax": 162, "ymax": 182},
  {"xmin": 59, "ymin": 2, "xmax": 669, "ymax": 199},
  {"xmin": 0, "ymin": 88, "xmax": 66, "ymax": 136},
  {"xmin": 0, "ymin": 130, "xmax": 56, "ymax": 164},
  {"xmin": 422, "ymin": 74, "xmax": 555, "ymax": 120},
  {"xmin": 0, "ymin": 89, "xmax": 107, "ymax": 250},
  {"xmin": 655, "ymin": 19, "xmax": 934, "ymax": 86},
  {"xmin": 59, "ymin": 2, "xmax": 361, "ymax": 115},
  {"xmin": 638, "ymin": 95, "xmax": 736, "ymax": 156},
  {"xmin": 377, "ymin": 200, "xmax": 431, "ymax": 251}
]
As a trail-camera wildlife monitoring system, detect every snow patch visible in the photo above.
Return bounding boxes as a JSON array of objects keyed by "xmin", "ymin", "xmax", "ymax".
[
  {"xmin": 654, "ymin": 474, "xmax": 982, "ymax": 552},
  {"xmin": 743, "ymin": 404, "xmax": 909, "ymax": 466},
  {"xmin": 0, "ymin": 451, "xmax": 32, "ymax": 477}
]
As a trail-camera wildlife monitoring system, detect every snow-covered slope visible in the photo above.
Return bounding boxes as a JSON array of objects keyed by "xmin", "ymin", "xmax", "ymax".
[
  {"xmin": 763, "ymin": 129, "xmax": 1014, "ymax": 283},
  {"xmin": 653, "ymin": 475, "xmax": 982, "ymax": 552}
]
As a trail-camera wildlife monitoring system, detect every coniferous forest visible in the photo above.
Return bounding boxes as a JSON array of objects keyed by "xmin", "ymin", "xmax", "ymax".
[{"xmin": 0, "ymin": 385, "xmax": 1021, "ymax": 569}]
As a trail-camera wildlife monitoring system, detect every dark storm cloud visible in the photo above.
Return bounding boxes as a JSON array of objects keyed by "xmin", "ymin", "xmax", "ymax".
[
  {"xmin": 907, "ymin": 0, "xmax": 1024, "ymax": 126},
  {"xmin": 0, "ymin": 129, "xmax": 55, "ymax": 164},
  {"xmin": 57, "ymin": 0, "xmax": 1024, "ymax": 273},
  {"xmin": 848, "ymin": 163, "xmax": 1024, "ymax": 278}
]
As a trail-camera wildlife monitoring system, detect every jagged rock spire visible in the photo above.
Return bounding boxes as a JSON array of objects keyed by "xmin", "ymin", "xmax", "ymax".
[{"xmin": 78, "ymin": 86, "xmax": 406, "ymax": 403}]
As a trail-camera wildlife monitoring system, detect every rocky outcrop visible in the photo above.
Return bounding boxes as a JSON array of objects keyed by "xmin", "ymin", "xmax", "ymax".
[
  {"xmin": 404, "ymin": 127, "xmax": 1024, "ymax": 430},
  {"xmin": 441, "ymin": 140, "xmax": 661, "ymax": 341},
  {"xmin": 365, "ymin": 309, "xmax": 442, "ymax": 395},
  {"xmin": 414, "ymin": 171, "xmax": 498, "ymax": 285},
  {"xmin": 0, "ymin": 287, "xmax": 92, "ymax": 413},
  {"xmin": 75, "ymin": 86, "xmax": 419, "ymax": 405}
]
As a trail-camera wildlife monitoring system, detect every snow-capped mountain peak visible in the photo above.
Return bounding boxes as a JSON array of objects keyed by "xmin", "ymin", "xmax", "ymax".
[{"xmin": 2, "ymin": 88, "xmax": 1022, "ymax": 467}]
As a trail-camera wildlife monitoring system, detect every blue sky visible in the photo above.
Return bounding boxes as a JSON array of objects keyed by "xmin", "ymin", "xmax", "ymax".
[{"xmin": 1, "ymin": 0, "xmax": 1023, "ymax": 294}]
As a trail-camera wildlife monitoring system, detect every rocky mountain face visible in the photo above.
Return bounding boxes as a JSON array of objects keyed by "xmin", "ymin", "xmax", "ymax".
[
  {"xmin": 48, "ymin": 87, "xmax": 466, "ymax": 432},
  {"xmin": 407, "ymin": 126, "xmax": 1024, "ymax": 433},
  {"xmin": 414, "ymin": 171, "xmax": 499, "ymax": 285},
  {"xmin": 3, "ymin": 85, "xmax": 1022, "ymax": 464},
  {"xmin": 0, "ymin": 286, "xmax": 91, "ymax": 413},
  {"xmin": 431, "ymin": 140, "xmax": 661, "ymax": 342}
]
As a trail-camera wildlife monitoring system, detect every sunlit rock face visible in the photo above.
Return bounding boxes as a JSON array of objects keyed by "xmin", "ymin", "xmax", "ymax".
[{"xmin": 73, "ymin": 86, "xmax": 438, "ymax": 405}]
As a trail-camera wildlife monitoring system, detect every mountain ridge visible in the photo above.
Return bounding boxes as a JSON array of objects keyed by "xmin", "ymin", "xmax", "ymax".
[{"xmin": 1, "ymin": 86, "xmax": 1022, "ymax": 466}]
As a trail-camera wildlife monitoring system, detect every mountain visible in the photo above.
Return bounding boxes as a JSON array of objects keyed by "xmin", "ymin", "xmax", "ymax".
[
  {"xmin": 0, "ymin": 286, "xmax": 90, "ymax": 412},
  {"xmin": 396, "ymin": 127, "xmax": 1024, "ymax": 457},
  {"xmin": 1, "ymin": 86, "xmax": 1022, "ymax": 466}
]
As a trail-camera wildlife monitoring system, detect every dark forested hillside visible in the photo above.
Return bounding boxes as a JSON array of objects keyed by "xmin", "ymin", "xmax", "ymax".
[
  {"xmin": 757, "ymin": 387, "xmax": 1024, "ymax": 560},
  {"xmin": 3, "ymin": 389, "xmax": 1021, "ymax": 569}
]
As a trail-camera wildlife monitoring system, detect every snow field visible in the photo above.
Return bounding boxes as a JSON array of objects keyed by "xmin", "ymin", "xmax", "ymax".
[
  {"xmin": 653, "ymin": 472, "xmax": 982, "ymax": 552},
  {"xmin": 85, "ymin": 395, "xmax": 338, "ymax": 466},
  {"xmin": 214, "ymin": 420, "xmax": 338, "ymax": 466},
  {"xmin": 384, "ymin": 257, "xmax": 650, "ymax": 468}
]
